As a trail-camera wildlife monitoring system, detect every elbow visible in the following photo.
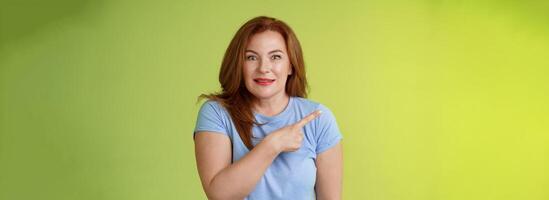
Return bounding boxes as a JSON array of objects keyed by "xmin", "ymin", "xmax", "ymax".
[
  {"xmin": 202, "ymin": 173, "xmax": 249, "ymax": 200},
  {"xmin": 204, "ymin": 192, "xmax": 222, "ymax": 200},
  {"xmin": 203, "ymin": 185, "xmax": 247, "ymax": 200},
  {"xmin": 202, "ymin": 185, "xmax": 224, "ymax": 200},
  {"xmin": 204, "ymin": 192, "xmax": 245, "ymax": 200},
  {"xmin": 203, "ymin": 189, "xmax": 224, "ymax": 200}
]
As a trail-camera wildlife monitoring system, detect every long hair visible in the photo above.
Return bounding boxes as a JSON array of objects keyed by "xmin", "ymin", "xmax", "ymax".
[{"xmin": 199, "ymin": 16, "xmax": 308, "ymax": 150}]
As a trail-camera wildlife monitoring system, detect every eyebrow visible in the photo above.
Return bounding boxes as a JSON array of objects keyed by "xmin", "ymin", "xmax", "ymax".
[{"xmin": 245, "ymin": 49, "xmax": 284, "ymax": 54}]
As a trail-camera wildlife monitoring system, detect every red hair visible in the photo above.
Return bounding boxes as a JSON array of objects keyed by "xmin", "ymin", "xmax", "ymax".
[{"xmin": 199, "ymin": 16, "xmax": 308, "ymax": 150}]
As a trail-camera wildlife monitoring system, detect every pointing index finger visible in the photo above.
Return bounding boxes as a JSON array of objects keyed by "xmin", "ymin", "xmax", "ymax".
[{"xmin": 295, "ymin": 110, "xmax": 322, "ymax": 128}]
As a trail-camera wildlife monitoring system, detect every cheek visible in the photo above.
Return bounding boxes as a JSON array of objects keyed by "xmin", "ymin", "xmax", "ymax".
[
  {"xmin": 242, "ymin": 65, "xmax": 254, "ymax": 80},
  {"xmin": 273, "ymin": 61, "xmax": 291, "ymax": 75}
]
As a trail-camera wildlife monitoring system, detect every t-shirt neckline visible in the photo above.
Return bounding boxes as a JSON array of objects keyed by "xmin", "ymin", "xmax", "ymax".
[{"xmin": 253, "ymin": 96, "xmax": 294, "ymax": 123}]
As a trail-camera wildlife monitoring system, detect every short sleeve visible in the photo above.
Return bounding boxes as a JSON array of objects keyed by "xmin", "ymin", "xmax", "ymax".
[
  {"xmin": 315, "ymin": 104, "xmax": 343, "ymax": 154},
  {"xmin": 193, "ymin": 100, "xmax": 229, "ymax": 137}
]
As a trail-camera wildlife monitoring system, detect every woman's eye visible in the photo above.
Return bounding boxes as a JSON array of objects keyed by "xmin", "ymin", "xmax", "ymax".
[
  {"xmin": 271, "ymin": 55, "xmax": 282, "ymax": 60},
  {"xmin": 246, "ymin": 55, "xmax": 257, "ymax": 61}
]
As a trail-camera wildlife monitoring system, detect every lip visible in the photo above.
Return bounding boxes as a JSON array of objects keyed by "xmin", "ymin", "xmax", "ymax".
[{"xmin": 254, "ymin": 78, "xmax": 275, "ymax": 86}]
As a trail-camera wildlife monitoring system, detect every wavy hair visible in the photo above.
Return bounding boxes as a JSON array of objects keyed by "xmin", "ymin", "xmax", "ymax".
[{"xmin": 199, "ymin": 16, "xmax": 308, "ymax": 150}]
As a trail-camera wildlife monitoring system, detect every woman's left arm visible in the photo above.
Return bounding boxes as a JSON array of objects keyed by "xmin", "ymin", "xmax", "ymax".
[{"xmin": 315, "ymin": 142, "xmax": 343, "ymax": 200}]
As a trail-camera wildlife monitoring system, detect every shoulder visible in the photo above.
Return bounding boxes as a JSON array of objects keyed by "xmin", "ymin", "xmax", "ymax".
[
  {"xmin": 194, "ymin": 99, "xmax": 232, "ymax": 136},
  {"xmin": 292, "ymin": 96, "xmax": 333, "ymax": 115},
  {"xmin": 200, "ymin": 99, "xmax": 226, "ymax": 111},
  {"xmin": 198, "ymin": 99, "xmax": 230, "ymax": 117}
]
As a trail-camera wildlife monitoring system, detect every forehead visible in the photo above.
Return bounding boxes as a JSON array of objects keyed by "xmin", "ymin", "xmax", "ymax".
[{"xmin": 246, "ymin": 30, "xmax": 287, "ymax": 53}]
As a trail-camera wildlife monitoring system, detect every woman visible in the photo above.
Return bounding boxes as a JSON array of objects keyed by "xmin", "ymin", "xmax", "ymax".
[{"xmin": 194, "ymin": 16, "xmax": 343, "ymax": 200}]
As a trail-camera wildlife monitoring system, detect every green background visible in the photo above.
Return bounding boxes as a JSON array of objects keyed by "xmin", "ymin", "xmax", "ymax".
[{"xmin": 1, "ymin": 0, "xmax": 548, "ymax": 199}]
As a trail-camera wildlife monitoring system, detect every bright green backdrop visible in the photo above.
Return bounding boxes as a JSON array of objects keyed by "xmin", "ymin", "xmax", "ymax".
[{"xmin": 1, "ymin": 0, "xmax": 548, "ymax": 199}]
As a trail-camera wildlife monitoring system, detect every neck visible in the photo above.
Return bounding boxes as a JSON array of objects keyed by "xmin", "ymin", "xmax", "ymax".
[{"xmin": 253, "ymin": 93, "xmax": 290, "ymax": 117}]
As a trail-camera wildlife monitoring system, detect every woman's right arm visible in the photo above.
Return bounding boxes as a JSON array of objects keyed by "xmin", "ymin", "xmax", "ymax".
[
  {"xmin": 194, "ymin": 131, "xmax": 280, "ymax": 200},
  {"xmin": 194, "ymin": 110, "xmax": 322, "ymax": 200}
]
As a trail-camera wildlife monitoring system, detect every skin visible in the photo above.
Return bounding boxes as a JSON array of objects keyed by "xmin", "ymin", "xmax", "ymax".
[
  {"xmin": 243, "ymin": 30, "xmax": 292, "ymax": 117},
  {"xmin": 194, "ymin": 30, "xmax": 342, "ymax": 200}
]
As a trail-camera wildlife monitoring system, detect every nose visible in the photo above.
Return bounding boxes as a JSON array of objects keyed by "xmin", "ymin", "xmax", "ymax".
[{"xmin": 258, "ymin": 60, "xmax": 272, "ymax": 73}]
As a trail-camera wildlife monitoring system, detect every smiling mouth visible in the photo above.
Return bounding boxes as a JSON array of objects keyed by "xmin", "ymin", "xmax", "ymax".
[
  {"xmin": 254, "ymin": 78, "xmax": 275, "ymax": 85},
  {"xmin": 254, "ymin": 78, "xmax": 275, "ymax": 82}
]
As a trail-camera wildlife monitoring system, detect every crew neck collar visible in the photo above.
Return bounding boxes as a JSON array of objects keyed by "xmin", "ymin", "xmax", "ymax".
[{"xmin": 254, "ymin": 96, "xmax": 294, "ymax": 123}]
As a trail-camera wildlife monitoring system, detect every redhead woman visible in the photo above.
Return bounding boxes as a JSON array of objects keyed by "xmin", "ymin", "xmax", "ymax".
[{"xmin": 194, "ymin": 16, "xmax": 343, "ymax": 200}]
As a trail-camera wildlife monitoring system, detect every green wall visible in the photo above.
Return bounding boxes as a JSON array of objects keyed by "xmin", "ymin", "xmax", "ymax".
[{"xmin": 1, "ymin": 0, "xmax": 548, "ymax": 199}]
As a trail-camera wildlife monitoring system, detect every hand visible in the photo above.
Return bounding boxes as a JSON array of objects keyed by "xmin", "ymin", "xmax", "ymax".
[{"xmin": 265, "ymin": 110, "xmax": 322, "ymax": 153}]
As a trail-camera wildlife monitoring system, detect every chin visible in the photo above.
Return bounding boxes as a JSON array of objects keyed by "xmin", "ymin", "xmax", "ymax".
[
  {"xmin": 249, "ymin": 88, "xmax": 284, "ymax": 99},
  {"xmin": 250, "ymin": 91, "xmax": 275, "ymax": 99}
]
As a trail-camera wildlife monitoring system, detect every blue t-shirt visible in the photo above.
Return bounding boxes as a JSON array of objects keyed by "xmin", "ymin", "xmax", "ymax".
[{"xmin": 194, "ymin": 96, "xmax": 343, "ymax": 200}]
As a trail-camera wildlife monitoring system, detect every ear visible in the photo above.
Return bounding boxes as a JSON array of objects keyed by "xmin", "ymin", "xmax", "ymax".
[{"xmin": 288, "ymin": 66, "xmax": 293, "ymax": 75}]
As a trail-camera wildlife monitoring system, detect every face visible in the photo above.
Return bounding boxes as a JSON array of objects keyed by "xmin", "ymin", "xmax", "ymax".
[{"xmin": 243, "ymin": 30, "xmax": 292, "ymax": 100}]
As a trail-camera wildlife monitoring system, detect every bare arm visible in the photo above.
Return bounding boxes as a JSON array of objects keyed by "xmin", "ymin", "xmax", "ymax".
[
  {"xmin": 194, "ymin": 110, "xmax": 322, "ymax": 200},
  {"xmin": 194, "ymin": 132, "xmax": 279, "ymax": 200},
  {"xmin": 315, "ymin": 142, "xmax": 343, "ymax": 200}
]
